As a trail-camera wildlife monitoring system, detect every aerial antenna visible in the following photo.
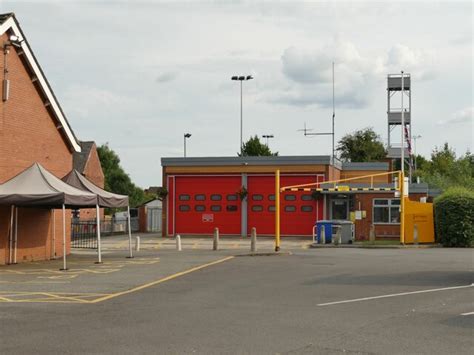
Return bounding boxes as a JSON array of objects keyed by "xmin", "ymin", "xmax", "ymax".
[
  {"xmin": 297, "ymin": 122, "xmax": 314, "ymax": 135},
  {"xmin": 300, "ymin": 62, "xmax": 336, "ymax": 164}
]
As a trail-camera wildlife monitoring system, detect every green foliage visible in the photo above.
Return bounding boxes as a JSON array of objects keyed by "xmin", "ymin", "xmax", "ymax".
[
  {"xmin": 155, "ymin": 187, "xmax": 168, "ymax": 201},
  {"xmin": 237, "ymin": 186, "xmax": 248, "ymax": 201},
  {"xmin": 417, "ymin": 143, "xmax": 474, "ymax": 190},
  {"xmin": 434, "ymin": 187, "xmax": 474, "ymax": 247},
  {"xmin": 97, "ymin": 144, "xmax": 146, "ymax": 207},
  {"xmin": 336, "ymin": 128, "xmax": 386, "ymax": 162},
  {"xmin": 239, "ymin": 135, "xmax": 278, "ymax": 157}
]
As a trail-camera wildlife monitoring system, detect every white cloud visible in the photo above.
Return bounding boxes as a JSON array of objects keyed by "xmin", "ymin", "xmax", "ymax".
[
  {"xmin": 385, "ymin": 44, "xmax": 437, "ymax": 80},
  {"xmin": 267, "ymin": 40, "xmax": 438, "ymax": 109},
  {"xmin": 438, "ymin": 107, "xmax": 473, "ymax": 125}
]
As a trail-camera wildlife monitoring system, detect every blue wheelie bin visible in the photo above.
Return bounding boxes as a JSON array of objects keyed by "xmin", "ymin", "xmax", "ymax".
[{"xmin": 316, "ymin": 220, "xmax": 333, "ymax": 244}]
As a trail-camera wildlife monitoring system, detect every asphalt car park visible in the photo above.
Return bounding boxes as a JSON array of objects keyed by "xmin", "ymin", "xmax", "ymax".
[{"xmin": 0, "ymin": 239, "xmax": 472, "ymax": 354}]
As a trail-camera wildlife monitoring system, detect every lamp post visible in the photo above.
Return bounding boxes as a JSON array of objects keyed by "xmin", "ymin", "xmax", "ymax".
[
  {"xmin": 183, "ymin": 133, "xmax": 191, "ymax": 158},
  {"xmin": 262, "ymin": 134, "xmax": 274, "ymax": 147},
  {"xmin": 231, "ymin": 75, "xmax": 253, "ymax": 155}
]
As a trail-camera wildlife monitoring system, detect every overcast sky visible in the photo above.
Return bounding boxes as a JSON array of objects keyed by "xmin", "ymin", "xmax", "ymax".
[{"xmin": 2, "ymin": 1, "xmax": 472, "ymax": 187}]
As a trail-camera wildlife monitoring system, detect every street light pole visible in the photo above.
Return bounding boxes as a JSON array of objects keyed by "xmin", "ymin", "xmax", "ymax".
[
  {"xmin": 262, "ymin": 134, "xmax": 274, "ymax": 147},
  {"xmin": 232, "ymin": 75, "xmax": 253, "ymax": 155},
  {"xmin": 184, "ymin": 133, "xmax": 191, "ymax": 158}
]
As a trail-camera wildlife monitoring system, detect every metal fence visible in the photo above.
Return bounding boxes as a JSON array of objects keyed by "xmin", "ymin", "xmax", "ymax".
[{"xmin": 71, "ymin": 217, "xmax": 139, "ymax": 249}]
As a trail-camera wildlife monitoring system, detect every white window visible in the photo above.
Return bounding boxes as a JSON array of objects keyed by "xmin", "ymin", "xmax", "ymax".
[{"xmin": 373, "ymin": 199, "xmax": 400, "ymax": 224}]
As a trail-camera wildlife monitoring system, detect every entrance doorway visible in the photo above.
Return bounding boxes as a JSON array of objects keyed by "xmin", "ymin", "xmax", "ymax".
[{"xmin": 330, "ymin": 197, "xmax": 349, "ymax": 220}]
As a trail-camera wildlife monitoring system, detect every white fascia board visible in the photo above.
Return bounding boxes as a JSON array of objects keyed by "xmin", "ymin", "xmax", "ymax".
[{"xmin": 0, "ymin": 17, "xmax": 81, "ymax": 152}]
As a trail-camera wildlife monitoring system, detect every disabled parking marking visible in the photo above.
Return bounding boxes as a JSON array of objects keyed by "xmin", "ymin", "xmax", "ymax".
[
  {"xmin": 89, "ymin": 256, "xmax": 235, "ymax": 304},
  {"xmin": 0, "ymin": 256, "xmax": 233, "ymax": 304},
  {"xmin": 0, "ymin": 291, "xmax": 113, "ymax": 303}
]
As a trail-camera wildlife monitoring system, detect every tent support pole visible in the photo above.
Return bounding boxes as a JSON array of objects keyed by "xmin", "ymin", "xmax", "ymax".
[
  {"xmin": 51, "ymin": 209, "xmax": 56, "ymax": 260},
  {"xmin": 96, "ymin": 204, "xmax": 102, "ymax": 264},
  {"xmin": 60, "ymin": 204, "xmax": 68, "ymax": 271},
  {"xmin": 9, "ymin": 205, "xmax": 14, "ymax": 265},
  {"xmin": 127, "ymin": 205, "xmax": 133, "ymax": 258},
  {"xmin": 14, "ymin": 207, "xmax": 18, "ymax": 264}
]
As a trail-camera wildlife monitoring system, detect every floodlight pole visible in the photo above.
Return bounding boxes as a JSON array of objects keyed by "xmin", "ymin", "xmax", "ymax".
[
  {"xmin": 231, "ymin": 75, "xmax": 253, "ymax": 155},
  {"xmin": 184, "ymin": 133, "xmax": 191, "ymax": 158}
]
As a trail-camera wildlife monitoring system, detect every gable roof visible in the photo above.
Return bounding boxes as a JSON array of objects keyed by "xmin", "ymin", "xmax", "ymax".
[
  {"xmin": 73, "ymin": 141, "xmax": 95, "ymax": 173},
  {"xmin": 0, "ymin": 13, "xmax": 81, "ymax": 152}
]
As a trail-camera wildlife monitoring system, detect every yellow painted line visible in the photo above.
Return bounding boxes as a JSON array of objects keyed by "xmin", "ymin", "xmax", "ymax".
[{"xmin": 89, "ymin": 256, "xmax": 235, "ymax": 304}]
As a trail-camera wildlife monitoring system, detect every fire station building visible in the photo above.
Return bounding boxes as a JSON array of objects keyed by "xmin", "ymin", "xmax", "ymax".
[{"xmin": 161, "ymin": 156, "xmax": 429, "ymax": 240}]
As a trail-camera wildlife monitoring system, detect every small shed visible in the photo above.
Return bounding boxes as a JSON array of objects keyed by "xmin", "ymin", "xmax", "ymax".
[{"xmin": 138, "ymin": 199, "xmax": 162, "ymax": 233}]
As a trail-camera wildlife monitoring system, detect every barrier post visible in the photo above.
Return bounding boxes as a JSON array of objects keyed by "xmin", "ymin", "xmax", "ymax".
[
  {"xmin": 250, "ymin": 227, "xmax": 257, "ymax": 252},
  {"xmin": 213, "ymin": 227, "xmax": 219, "ymax": 251},
  {"xmin": 400, "ymin": 171, "xmax": 405, "ymax": 244},
  {"xmin": 135, "ymin": 236, "xmax": 141, "ymax": 251},
  {"xmin": 176, "ymin": 234, "xmax": 182, "ymax": 251},
  {"xmin": 275, "ymin": 170, "xmax": 281, "ymax": 252}
]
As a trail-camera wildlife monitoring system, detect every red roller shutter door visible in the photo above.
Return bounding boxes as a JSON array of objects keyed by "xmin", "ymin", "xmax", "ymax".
[
  {"xmin": 173, "ymin": 176, "xmax": 241, "ymax": 235},
  {"xmin": 247, "ymin": 175, "xmax": 324, "ymax": 236}
]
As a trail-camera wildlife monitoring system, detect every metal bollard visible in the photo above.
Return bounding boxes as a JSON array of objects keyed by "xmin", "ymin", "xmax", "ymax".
[
  {"xmin": 250, "ymin": 227, "xmax": 257, "ymax": 252},
  {"xmin": 413, "ymin": 224, "xmax": 419, "ymax": 245},
  {"xmin": 135, "ymin": 236, "xmax": 140, "ymax": 251},
  {"xmin": 176, "ymin": 234, "xmax": 182, "ymax": 251},
  {"xmin": 213, "ymin": 227, "xmax": 219, "ymax": 251},
  {"xmin": 369, "ymin": 224, "xmax": 375, "ymax": 243},
  {"xmin": 334, "ymin": 227, "xmax": 342, "ymax": 245},
  {"xmin": 320, "ymin": 227, "xmax": 325, "ymax": 244}
]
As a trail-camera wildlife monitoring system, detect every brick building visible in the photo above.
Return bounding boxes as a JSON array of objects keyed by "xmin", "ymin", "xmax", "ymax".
[
  {"xmin": 161, "ymin": 156, "xmax": 429, "ymax": 240},
  {"xmin": 0, "ymin": 13, "xmax": 104, "ymax": 264}
]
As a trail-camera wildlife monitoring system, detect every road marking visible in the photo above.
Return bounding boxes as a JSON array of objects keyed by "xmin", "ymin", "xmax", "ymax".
[
  {"xmin": 461, "ymin": 311, "xmax": 474, "ymax": 316},
  {"xmin": 318, "ymin": 284, "xmax": 474, "ymax": 306},
  {"xmin": 89, "ymin": 256, "xmax": 235, "ymax": 304}
]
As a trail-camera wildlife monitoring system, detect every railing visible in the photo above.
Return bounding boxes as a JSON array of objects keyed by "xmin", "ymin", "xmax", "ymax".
[{"xmin": 71, "ymin": 217, "xmax": 139, "ymax": 249}]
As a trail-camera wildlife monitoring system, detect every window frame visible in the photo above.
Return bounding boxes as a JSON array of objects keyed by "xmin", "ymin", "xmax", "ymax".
[
  {"xmin": 373, "ymin": 198, "xmax": 400, "ymax": 225},
  {"xmin": 179, "ymin": 205, "xmax": 191, "ymax": 212}
]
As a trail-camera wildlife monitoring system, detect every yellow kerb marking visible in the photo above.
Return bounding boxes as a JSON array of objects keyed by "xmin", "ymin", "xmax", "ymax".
[{"xmin": 89, "ymin": 256, "xmax": 235, "ymax": 304}]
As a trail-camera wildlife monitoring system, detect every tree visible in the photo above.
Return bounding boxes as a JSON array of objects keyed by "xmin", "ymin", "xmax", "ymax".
[
  {"xmin": 336, "ymin": 128, "xmax": 386, "ymax": 162},
  {"xmin": 97, "ymin": 144, "xmax": 146, "ymax": 207},
  {"xmin": 417, "ymin": 143, "xmax": 474, "ymax": 190},
  {"xmin": 238, "ymin": 135, "xmax": 278, "ymax": 157}
]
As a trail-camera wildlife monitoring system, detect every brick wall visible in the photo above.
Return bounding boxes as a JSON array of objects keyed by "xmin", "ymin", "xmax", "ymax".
[
  {"xmin": 0, "ymin": 33, "xmax": 74, "ymax": 264},
  {"xmin": 352, "ymin": 193, "xmax": 427, "ymax": 240}
]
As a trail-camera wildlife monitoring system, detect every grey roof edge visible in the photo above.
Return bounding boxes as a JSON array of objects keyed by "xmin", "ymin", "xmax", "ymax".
[
  {"xmin": 161, "ymin": 155, "xmax": 333, "ymax": 167},
  {"xmin": 341, "ymin": 162, "xmax": 389, "ymax": 171}
]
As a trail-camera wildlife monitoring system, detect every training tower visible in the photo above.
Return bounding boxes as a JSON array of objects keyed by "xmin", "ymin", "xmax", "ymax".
[{"xmin": 386, "ymin": 73, "xmax": 412, "ymax": 179}]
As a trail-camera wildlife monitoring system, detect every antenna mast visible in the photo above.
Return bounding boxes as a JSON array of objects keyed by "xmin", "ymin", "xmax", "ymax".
[{"xmin": 299, "ymin": 62, "xmax": 336, "ymax": 164}]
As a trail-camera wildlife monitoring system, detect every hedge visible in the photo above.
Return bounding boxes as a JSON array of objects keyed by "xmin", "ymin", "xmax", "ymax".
[{"xmin": 434, "ymin": 187, "xmax": 474, "ymax": 247}]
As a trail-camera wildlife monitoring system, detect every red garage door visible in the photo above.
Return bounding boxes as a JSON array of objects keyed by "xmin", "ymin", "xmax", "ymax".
[
  {"xmin": 247, "ymin": 175, "xmax": 324, "ymax": 236},
  {"xmin": 173, "ymin": 176, "xmax": 241, "ymax": 235}
]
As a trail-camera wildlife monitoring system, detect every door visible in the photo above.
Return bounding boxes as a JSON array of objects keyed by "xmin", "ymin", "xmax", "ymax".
[
  {"xmin": 330, "ymin": 198, "xmax": 349, "ymax": 220},
  {"xmin": 247, "ymin": 175, "xmax": 324, "ymax": 236},
  {"xmin": 174, "ymin": 176, "xmax": 241, "ymax": 235}
]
